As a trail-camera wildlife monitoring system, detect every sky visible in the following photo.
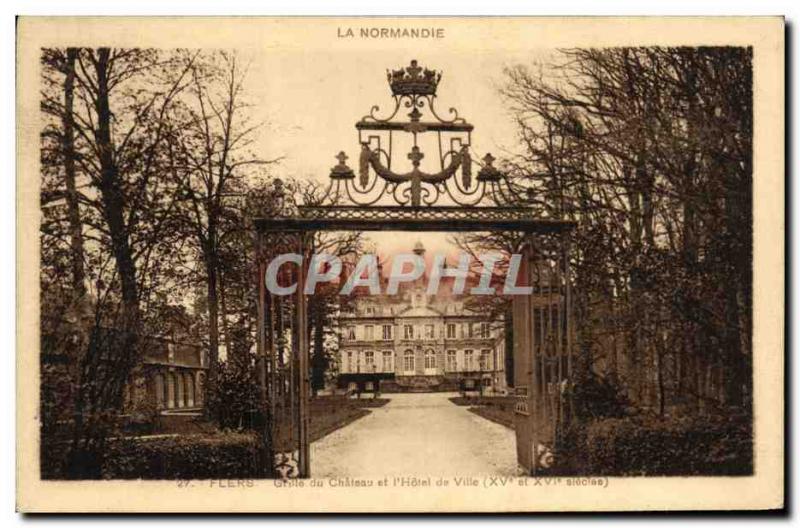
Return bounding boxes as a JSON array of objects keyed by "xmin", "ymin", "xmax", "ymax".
[{"xmin": 240, "ymin": 48, "xmax": 552, "ymax": 257}]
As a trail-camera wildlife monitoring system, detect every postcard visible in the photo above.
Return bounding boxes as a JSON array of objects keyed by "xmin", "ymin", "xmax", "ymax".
[{"xmin": 16, "ymin": 16, "xmax": 784, "ymax": 512}]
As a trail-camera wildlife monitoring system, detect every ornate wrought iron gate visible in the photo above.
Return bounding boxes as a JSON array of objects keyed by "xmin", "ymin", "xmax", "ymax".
[
  {"xmin": 254, "ymin": 229, "xmax": 310, "ymax": 478},
  {"xmin": 254, "ymin": 60, "xmax": 576, "ymax": 477},
  {"xmin": 512, "ymin": 236, "xmax": 573, "ymax": 474}
]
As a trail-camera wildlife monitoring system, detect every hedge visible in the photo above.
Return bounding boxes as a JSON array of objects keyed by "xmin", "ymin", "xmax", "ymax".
[
  {"xmin": 101, "ymin": 432, "xmax": 262, "ymax": 479},
  {"xmin": 448, "ymin": 396, "xmax": 516, "ymax": 408},
  {"xmin": 559, "ymin": 413, "xmax": 753, "ymax": 476},
  {"xmin": 43, "ymin": 396, "xmax": 383, "ymax": 479}
]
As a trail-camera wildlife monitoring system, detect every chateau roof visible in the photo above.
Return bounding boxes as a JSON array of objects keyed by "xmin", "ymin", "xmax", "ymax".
[{"xmin": 395, "ymin": 305, "xmax": 444, "ymax": 318}]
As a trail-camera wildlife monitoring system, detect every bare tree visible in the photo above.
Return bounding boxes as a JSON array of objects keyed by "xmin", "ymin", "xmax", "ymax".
[
  {"xmin": 40, "ymin": 47, "xmax": 196, "ymax": 476},
  {"xmin": 169, "ymin": 51, "xmax": 281, "ymax": 417},
  {"xmin": 492, "ymin": 47, "xmax": 752, "ymax": 416}
]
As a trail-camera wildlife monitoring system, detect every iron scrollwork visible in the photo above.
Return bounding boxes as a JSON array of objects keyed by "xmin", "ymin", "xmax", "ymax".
[{"xmin": 315, "ymin": 60, "xmax": 542, "ymax": 211}]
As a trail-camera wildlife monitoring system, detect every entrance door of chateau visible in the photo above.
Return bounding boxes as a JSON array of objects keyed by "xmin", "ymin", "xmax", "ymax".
[{"xmin": 254, "ymin": 60, "xmax": 576, "ymax": 478}]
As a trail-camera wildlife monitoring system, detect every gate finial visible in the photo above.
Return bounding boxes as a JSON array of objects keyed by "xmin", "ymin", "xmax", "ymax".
[{"xmin": 388, "ymin": 59, "xmax": 441, "ymax": 96}]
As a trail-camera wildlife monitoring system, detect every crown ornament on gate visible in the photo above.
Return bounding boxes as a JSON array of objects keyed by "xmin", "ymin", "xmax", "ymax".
[
  {"xmin": 314, "ymin": 60, "xmax": 542, "ymax": 211},
  {"xmin": 387, "ymin": 60, "xmax": 442, "ymax": 96}
]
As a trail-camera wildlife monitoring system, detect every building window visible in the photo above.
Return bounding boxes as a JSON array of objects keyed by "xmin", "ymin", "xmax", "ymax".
[
  {"xmin": 344, "ymin": 351, "xmax": 353, "ymax": 373},
  {"xmin": 403, "ymin": 350, "xmax": 415, "ymax": 373},
  {"xmin": 382, "ymin": 351, "xmax": 393, "ymax": 372},
  {"xmin": 480, "ymin": 349, "xmax": 491, "ymax": 370},
  {"xmin": 364, "ymin": 351, "xmax": 375, "ymax": 371},
  {"xmin": 424, "ymin": 349, "xmax": 436, "ymax": 369},
  {"xmin": 479, "ymin": 322, "xmax": 491, "ymax": 339},
  {"xmin": 163, "ymin": 374, "xmax": 172, "ymax": 408},
  {"xmin": 382, "ymin": 324, "xmax": 393, "ymax": 341},
  {"xmin": 467, "ymin": 323, "xmax": 475, "ymax": 338},
  {"xmin": 403, "ymin": 324, "xmax": 414, "ymax": 340},
  {"xmin": 154, "ymin": 374, "xmax": 165, "ymax": 408},
  {"xmin": 446, "ymin": 323, "xmax": 456, "ymax": 339},
  {"xmin": 446, "ymin": 350, "xmax": 457, "ymax": 372},
  {"xmin": 464, "ymin": 349, "xmax": 474, "ymax": 371},
  {"xmin": 184, "ymin": 373, "xmax": 195, "ymax": 407},
  {"xmin": 175, "ymin": 372, "xmax": 185, "ymax": 408},
  {"xmin": 196, "ymin": 373, "xmax": 205, "ymax": 405},
  {"xmin": 424, "ymin": 324, "xmax": 435, "ymax": 339},
  {"xmin": 364, "ymin": 325, "xmax": 374, "ymax": 341},
  {"xmin": 167, "ymin": 373, "xmax": 177, "ymax": 409},
  {"xmin": 346, "ymin": 326, "xmax": 356, "ymax": 340}
]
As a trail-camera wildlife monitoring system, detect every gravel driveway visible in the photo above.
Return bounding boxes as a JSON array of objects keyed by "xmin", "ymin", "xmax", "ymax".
[{"xmin": 311, "ymin": 392, "xmax": 518, "ymax": 477}]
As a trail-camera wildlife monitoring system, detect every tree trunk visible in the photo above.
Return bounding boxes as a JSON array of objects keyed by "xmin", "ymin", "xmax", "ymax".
[
  {"xmin": 219, "ymin": 270, "xmax": 233, "ymax": 361},
  {"xmin": 61, "ymin": 48, "xmax": 90, "ymax": 415},
  {"xmin": 94, "ymin": 49, "xmax": 139, "ymax": 323},
  {"xmin": 69, "ymin": 48, "xmax": 142, "ymax": 478},
  {"xmin": 204, "ymin": 246, "xmax": 221, "ymax": 415},
  {"xmin": 62, "ymin": 48, "xmax": 86, "ymax": 307}
]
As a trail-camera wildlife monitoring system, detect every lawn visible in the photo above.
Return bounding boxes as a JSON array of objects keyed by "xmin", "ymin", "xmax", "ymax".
[
  {"xmin": 151, "ymin": 396, "xmax": 390, "ymax": 444},
  {"xmin": 273, "ymin": 396, "xmax": 389, "ymax": 451},
  {"xmin": 449, "ymin": 395, "xmax": 516, "ymax": 430}
]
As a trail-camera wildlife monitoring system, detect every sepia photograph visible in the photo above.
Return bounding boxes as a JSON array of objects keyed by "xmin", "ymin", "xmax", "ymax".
[{"xmin": 15, "ymin": 16, "xmax": 784, "ymax": 512}]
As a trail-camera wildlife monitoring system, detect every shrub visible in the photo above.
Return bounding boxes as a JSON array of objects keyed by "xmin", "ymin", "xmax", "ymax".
[
  {"xmin": 101, "ymin": 432, "xmax": 263, "ymax": 479},
  {"xmin": 205, "ymin": 356, "xmax": 261, "ymax": 430},
  {"xmin": 571, "ymin": 372, "xmax": 629, "ymax": 420},
  {"xmin": 558, "ymin": 412, "xmax": 752, "ymax": 476}
]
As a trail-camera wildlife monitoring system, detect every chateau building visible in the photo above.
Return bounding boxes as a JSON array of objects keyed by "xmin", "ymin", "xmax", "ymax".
[
  {"xmin": 139, "ymin": 338, "xmax": 207, "ymax": 413},
  {"xmin": 337, "ymin": 242, "xmax": 506, "ymax": 393},
  {"xmin": 119, "ymin": 309, "xmax": 208, "ymax": 415}
]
